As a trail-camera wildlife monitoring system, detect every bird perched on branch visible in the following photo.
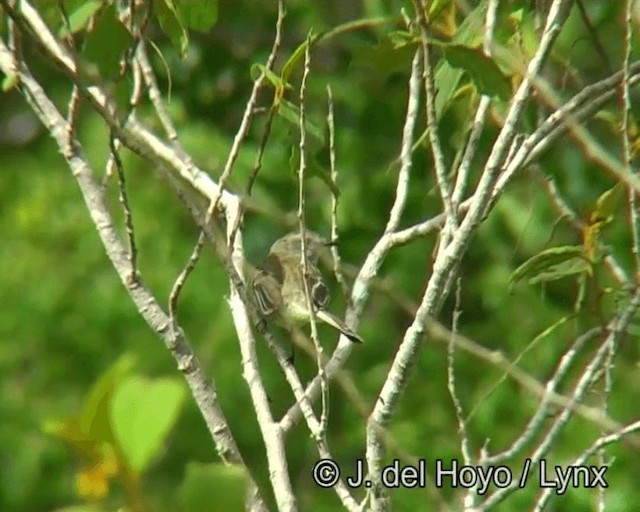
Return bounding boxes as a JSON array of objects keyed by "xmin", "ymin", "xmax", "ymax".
[{"xmin": 251, "ymin": 231, "xmax": 363, "ymax": 343}]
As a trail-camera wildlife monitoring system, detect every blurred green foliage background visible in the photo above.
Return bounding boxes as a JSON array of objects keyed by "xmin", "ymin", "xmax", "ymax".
[{"xmin": 2, "ymin": 0, "xmax": 640, "ymax": 511}]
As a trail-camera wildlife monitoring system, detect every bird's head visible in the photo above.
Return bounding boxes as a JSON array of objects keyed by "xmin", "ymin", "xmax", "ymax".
[{"xmin": 269, "ymin": 231, "xmax": 333, "ymax": 263}]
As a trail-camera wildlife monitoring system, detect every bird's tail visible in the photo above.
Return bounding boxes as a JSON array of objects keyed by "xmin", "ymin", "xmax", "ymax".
[{"xmin": 316, "ymin": 310, "xmax": 363, "ymax": 343}]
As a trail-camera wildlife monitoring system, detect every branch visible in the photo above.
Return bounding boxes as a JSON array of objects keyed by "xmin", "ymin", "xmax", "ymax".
[
  {"xmin": 279, "ymin": 43, "xmax": 423, "ymax": 433},
  {"xmin": 0, "ymin": 35, "xmax": 261, "ymax": 501},
  {"xmin": 415, "ymin": 0, "xmax": 456, "ymax": 233},
  {"xmin": 365, "ymin": 2, "xmax": 572, "ymax": 508},
  {"xmin": 481, "ymin": 287, "xmax": 640, "ymax": 509}
]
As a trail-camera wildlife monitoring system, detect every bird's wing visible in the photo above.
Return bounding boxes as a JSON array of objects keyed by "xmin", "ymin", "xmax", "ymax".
[{"xmin": 252, "ymin": 253, "xmax": 284, "ymax": 317}]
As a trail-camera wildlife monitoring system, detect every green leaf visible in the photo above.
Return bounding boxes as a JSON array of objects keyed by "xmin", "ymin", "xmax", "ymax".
[
  {"xmin": 179, "ymin": 462, "xmax": 248, "ymax": 512},
  {"xmin": 81, "ymin": 4, "xmax": 133, "ymax": 81},
  {"xmin": 177, "ymin": 0, "xmax": 218, "ymax": 32},
  {"xmin": 527, "ymin": 257, "xmax": 592, "ymax": 285},
  {"xmin": 592, "ymin": 183, "xmax": 622, "ymax": 224},
  {"xmin": 278, "ymin": 99, "xmax": 325, "ymax": 143},
  {"xmin": 452, "ymin": 2, "xmax": 486, "ymax": 47},
  {"xmin": 350, "ymin": 36, "xmax": 417, "ymax": 77},
  {"xmin": 281, "ymin": 37, "xmax": 315, "ymax": 85},
  {"xmin": 433, "ymin": 2, "xmax": 487, "ymax": 117},
  {"xmin": 510, "ymin": 7, "xmax": 539, "ymax": 58},
  {"xmin": 156, "ymin": 0, "xmax": 189, "ymax": 57},
  {"xmin": 110, "ymin": 376, "xmax": 186, "ymax": 472},
  {"xmin": 388, "ymin": 30, "xmax": 417, "ymax": 49},
  {"xmin": 429, "ymin": 0, "xmax": 454, "ymax": 19},
  {"xmin": 42, "ymin": 417, "xmax": 86, "ymax": 444},
  {"xmin": 80, "ymin": 355, "xmax": 135, "ymax": 443},
  {"xmin": 250, "ymin": 64, "xmax": 290, "ymax": 93},
  {"xmin": 282, "ymin": 17, "xmax": 391, "ymax": 82},
  {"xmin": 434, "ymin": 61, "xmax": 465, "ymax": 119},
  {"xmin": 112, "ymin": 77, "xmax": 135, "ymax": 121},
  {"xmin": 440, "ymin": 43, "xmax": 511, "ymax": 99},
  {"xmin": 510, "ymin": 246, "xmax": 591, "ymax": 288},
  {"xmin": 59, "ymin": 0, "xmax": 102, "ymax": 36},
  {"xmin": 1, "ymin": 72, "xmax": 19, "ymax": 92}
]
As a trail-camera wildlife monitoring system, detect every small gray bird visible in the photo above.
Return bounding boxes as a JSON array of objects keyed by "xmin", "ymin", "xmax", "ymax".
[{"xmin": 251, "ymin": 232, "xmax": 363, "ymax": 343}]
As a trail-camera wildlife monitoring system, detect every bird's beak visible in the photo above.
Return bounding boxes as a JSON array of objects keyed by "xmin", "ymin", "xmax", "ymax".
[{"xmin": 324, "ymin": 238, "xmax": 338, "ymax": 247}]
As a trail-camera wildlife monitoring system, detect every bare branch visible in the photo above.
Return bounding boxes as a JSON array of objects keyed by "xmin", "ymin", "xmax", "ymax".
[
  {"xmin": 481, "ymin": 287, "xmax": 640, "ymax": 508},
  {"xmin": 296, "ymin": 33, "xmax": 329, "ymax": 440},
  {"xmin": 415, "ymin": 0, "xmax": 456, "ymax": 232},
  {"xmin": 365, "ymin": 4, "xmax": 573, "ymax": 508},
  {"xmin": 327, "ymin": 85, "xmax": 349, "ymax": 298},
  {"xmin": 0, "ymin": 35, "xmax": 257, "ymax": 495},
  {"xmin": 279, "ymin": 44, "xmax": 424, "ymax": 432},
  {"xmin": 385, "ymin": 49, "xmax": 421, "ymax": 234},
  {"xmin": 534, "ymin": 419, "xmax": 640, "ymax": 510}
]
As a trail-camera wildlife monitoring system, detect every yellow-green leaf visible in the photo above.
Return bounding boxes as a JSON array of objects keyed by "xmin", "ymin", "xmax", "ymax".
[
  {"xmin": 510, "ymin": 245, "xmax": 591, "ymax": 288},
  {"xmin": 110, "ymin": 376, "xmax": 186, "ymax": 472}
]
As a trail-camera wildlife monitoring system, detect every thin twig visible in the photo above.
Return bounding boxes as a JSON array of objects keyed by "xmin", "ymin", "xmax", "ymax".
[
  {"xmin": 0, "ymin": 36, "xmax": 260, "ymax": 498},
  {"xmin": 622, "ymin": 0, "xmax": 640, "ymax": 277},
  {"xmin": 481, "ymin": 326, "xmax": 601, "ymax": 465},
  {"xmin": 261, "ymin": 328, "xmax": 359, "ymax": 511},
  {"xmin": 451, "ymin": 0, "xmax": 497, "ymax": 209},
  {"xmin": 481, "ymin": 288, "xmax": 640, "ymax": 509},
  {"xmin": 168, "ymin": 231, "xmax": 207, "ymax": 329},
  {"xmin": 296, "ymin": 33, "xmax": 329, "ymax": 438},
  {"xmin": 365, "ymin": 4, "xmax": 572, "ymax": 509},
  {"xmin": 533, "ymin": 419, "xmax": 640, "ymax": 511},
  {"xmin": 391, "ymin": 60, "xmax": 640, "ymax": 251},
  {"xmin": 109, "ymin": 133, "xmax": 139, "ymax": 277},
  {"xmin": 499, "ymin": 64, "xmax": 640, "ymax": 196},
  {"xmin": 575, "ymin": 0, "xmax": 612, "ymax": 74},
  {"xmin": 448, "ymin": 279, "xmax": 475, "ymax": 510},
  {"xmin": 327, "ymin": 85, "xmax": 349, "ymax": 299},
  {"xmin": 385, "ymin": 49, "xmax": 421, "ymax": 234},
  {"xmin": 415, "ymin": 0, "xmax": 456, "ymax": 233},
  {"xmin": 135, "ymin": 43, "xmax": 185, "ymax": 150},
  {"xmin": 167, "ymin": 0, "xmax": 285, "ymax": 332},
  {"xmin": 279, "ymin": 41, "xmax": 423, "ymax": 433},
  {"xmin": 227, "ymin": 0, "xmax": 286, "ymax": 251}
]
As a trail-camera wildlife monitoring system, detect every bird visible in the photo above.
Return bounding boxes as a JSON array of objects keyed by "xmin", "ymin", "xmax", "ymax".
[{"xmin": 251, "ymin": 231, "xmax": 363, "ymax": 343}]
